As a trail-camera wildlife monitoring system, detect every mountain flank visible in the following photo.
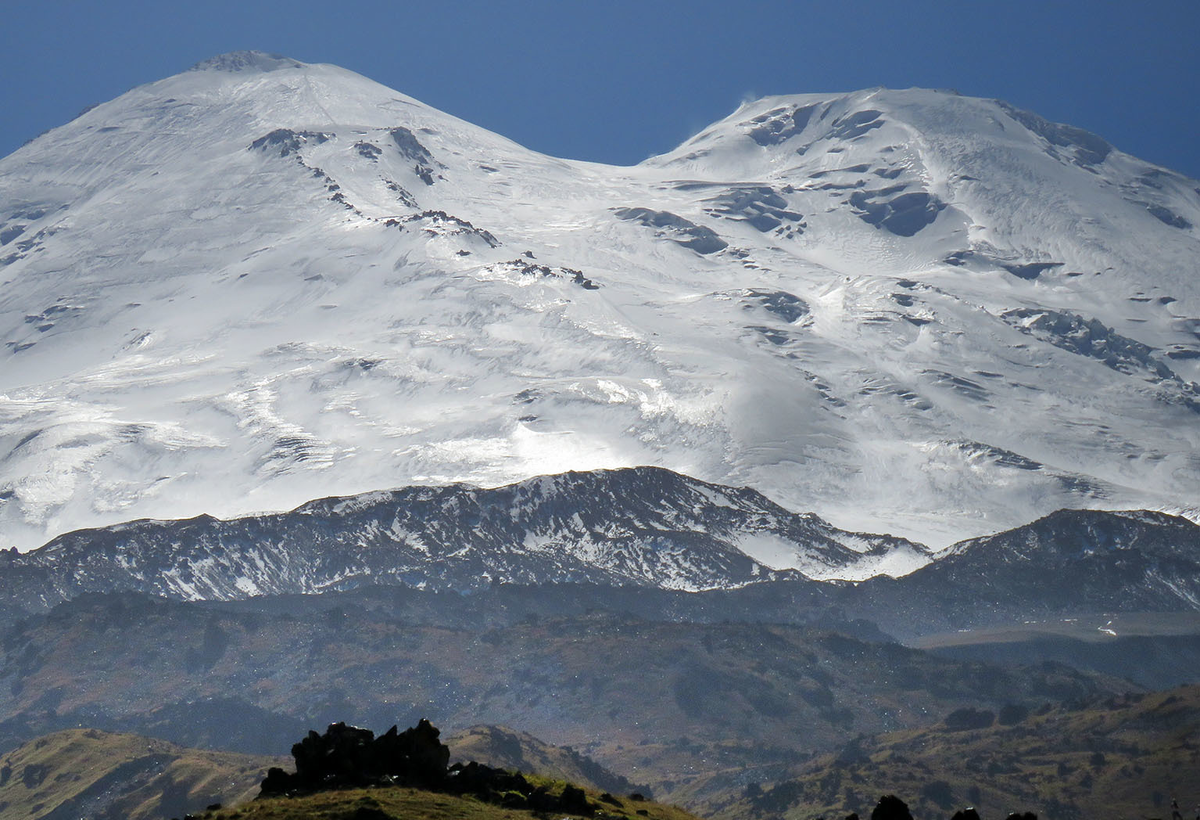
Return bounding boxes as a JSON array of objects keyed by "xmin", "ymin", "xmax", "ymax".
[
  {"xmin": 0, "ymin": 593, "xmax": 1139, "ymax": 803},
  {"xmin": 448, "ymin": 725, "xmax": 643, "ymax": 797},
  {"xmin": 703, "ymin": 685, "xmax": 1200, "ymax": 820},
  {"xmin": 0, "ymin": 728, "xmax": 283, "ymax": 820},
  {"xmin": 4, "ymin": 693, "xmax": 1189, "ymax": 820}
]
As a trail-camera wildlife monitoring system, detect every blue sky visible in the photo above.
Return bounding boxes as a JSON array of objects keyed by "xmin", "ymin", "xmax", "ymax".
[{"xmin": 2, "ymin": 1, "xmax": 1198, "ymax": 177}]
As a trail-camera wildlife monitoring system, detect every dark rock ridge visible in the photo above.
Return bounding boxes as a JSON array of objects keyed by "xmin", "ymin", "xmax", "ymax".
[
  {"xmin": 997, "ymin": 100, "xmax": 1111, "ymax": 168},
  {"xmin": 389, "ymin": 126, "xmax": 438, "ymax": 184},
  {"xmin": 739, "ymin": 288, "xmax": 811, "ymax": 324},
  {"xmin": 847, "ymin": 508, "xmax": 1200, "ymax": 638},
  {"xmin": 613, "ymin": 207, "xmax": 728, "ymax": 254},
  {"xmin": 1, "ymin": 469, "xmax": 1198, "ymax": 632},
  {"xmin": 699, "ymin": 185, "xmax": 806, "ymax": 234},
  {"xmin": 848, "ymin": 188, "xmax": 945, "ymax": 236},
  {"xmin": 1000, "ymin": 307, "xmax": 1200, "ymax": 412},
  {"xmin": 189, "ymin": 51, "xmax": 305, "ymax": 73},
  {"xmin": 747, "ymin": 103, "xmax": 820, "ymax": 146},
  {"xmin": 497, "ymin": 259, "xmax": 600, "ymax": 289},
  {"xmin": 386, "ymin": 210, "xmax": 499, "ymax": 247},
  {"xmin": 0, "ymin": 466, "xmax": 926, "ymax": 614},
  {"xmin": 1001, "ymin": 308, "xmax": 1181, "ymax": 382},
  {"xmin": 249, "ymin": 128, "xmax": 331, "ymax": 158}
]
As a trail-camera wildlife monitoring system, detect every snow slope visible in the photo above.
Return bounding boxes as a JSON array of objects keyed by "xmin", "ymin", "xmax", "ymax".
[{"xmin": 1, "ymin": 53, "xmax": 1198, "ymax": 552}]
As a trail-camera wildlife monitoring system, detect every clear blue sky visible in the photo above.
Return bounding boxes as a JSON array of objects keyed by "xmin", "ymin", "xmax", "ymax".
[{"xmin": 2, "ymin": 0, "xmax": 1198, "ymax": 177}]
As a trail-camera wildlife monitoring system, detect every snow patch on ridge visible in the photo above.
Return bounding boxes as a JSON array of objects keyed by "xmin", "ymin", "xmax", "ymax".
[{"xmin": 190, "ymin": 51, "xmax": 306, "ymax": 73}]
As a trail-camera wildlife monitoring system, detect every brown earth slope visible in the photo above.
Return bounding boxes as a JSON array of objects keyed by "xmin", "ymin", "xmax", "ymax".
[{"xmin": 0, "ymin": 728, "xmax": 283, "ymax": 820}]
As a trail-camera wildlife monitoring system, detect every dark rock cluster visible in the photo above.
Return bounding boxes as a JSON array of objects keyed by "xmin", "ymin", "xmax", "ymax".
[
  {"xmin": 849, "ymin": 795, "xmax": 1035, "ymax": 820},
  {"xmin": 505, "ymin": 259, "xmax": 600, "ymax": 290},
  {"xmin": 261, "ymin": 719, "xmax": 449, "ymax": 794},
  {"xmin": 259, "ymin": 720, "xmax": 598, "ymax": 815},
  {"xmin": 847, "ymin": 188, "xmax": 945, "ymax": 236},
  {"xmin": 248, "ymin": 128, "xmax": 330, "ymax": 158},
  {"xmin": 613, "ymin": 207, "xmax": 728, "ymax": 255}
]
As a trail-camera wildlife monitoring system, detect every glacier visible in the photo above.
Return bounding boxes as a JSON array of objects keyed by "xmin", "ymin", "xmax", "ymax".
[{"xmin": 1, "ymin": 51, "xmax": 1198, "ymax": 553}]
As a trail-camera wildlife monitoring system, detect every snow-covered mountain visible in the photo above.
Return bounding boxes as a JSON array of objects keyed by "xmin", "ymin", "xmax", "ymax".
[
  {"xmin": 846, "ymin": 507, "xmax": 1200, "ymax": 637},
  {"xmin": 2, "ymin": 51, "xmax": 1198, "ymax": 552},
  {"xmin": 0, "ymin": 466, "xmax": 1195, "ymax": 632},
  {"xmin": 0, "ymin": 466, "xmax": 934, "ymax": 614}
]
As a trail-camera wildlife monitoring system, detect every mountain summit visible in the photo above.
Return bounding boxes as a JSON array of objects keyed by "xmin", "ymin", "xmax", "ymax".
[
  {"xmin": 188, "ymin": 50, "xmax": 306, "ymax": 73},
  {"xmin": 1, "ymin": 54, "xmax": 1198, "ymax": 551}
]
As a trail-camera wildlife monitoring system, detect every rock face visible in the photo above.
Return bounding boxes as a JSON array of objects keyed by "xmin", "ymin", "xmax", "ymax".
[{"xmin": 1, "ymin": 52, "xmax": 1198, "ymax": 552}]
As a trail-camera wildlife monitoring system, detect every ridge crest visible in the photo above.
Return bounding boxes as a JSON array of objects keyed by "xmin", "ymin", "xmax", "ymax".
[{"xmin": 188, "ymin": 50, "xmax": 305, "ymax": 73}]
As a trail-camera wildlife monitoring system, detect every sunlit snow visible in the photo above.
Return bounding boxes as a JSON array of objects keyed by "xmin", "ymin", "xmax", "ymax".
[{"xmin": 0, "ymin": 53, "xmax": 1198, "ymax": 554}]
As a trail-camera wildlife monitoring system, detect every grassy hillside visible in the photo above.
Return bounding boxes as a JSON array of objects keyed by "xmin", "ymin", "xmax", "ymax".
[
  {"xmin": 446, "ymin": 725, "xmax": 643, "ymax": 796},
  {"xmin": 206, "ymin": 782, "xmax": 700, "ymax": 820},
  {"xmin": 0, "ymin": 728, "xmax": 284, "ymax": 820},
  {"xmin": 0, "ymin": 724, "xmax": 647, "ymax": 820},
  {"xmin": 703, "ymin": 685, "xmax": 1200, "ymax": 820}
]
